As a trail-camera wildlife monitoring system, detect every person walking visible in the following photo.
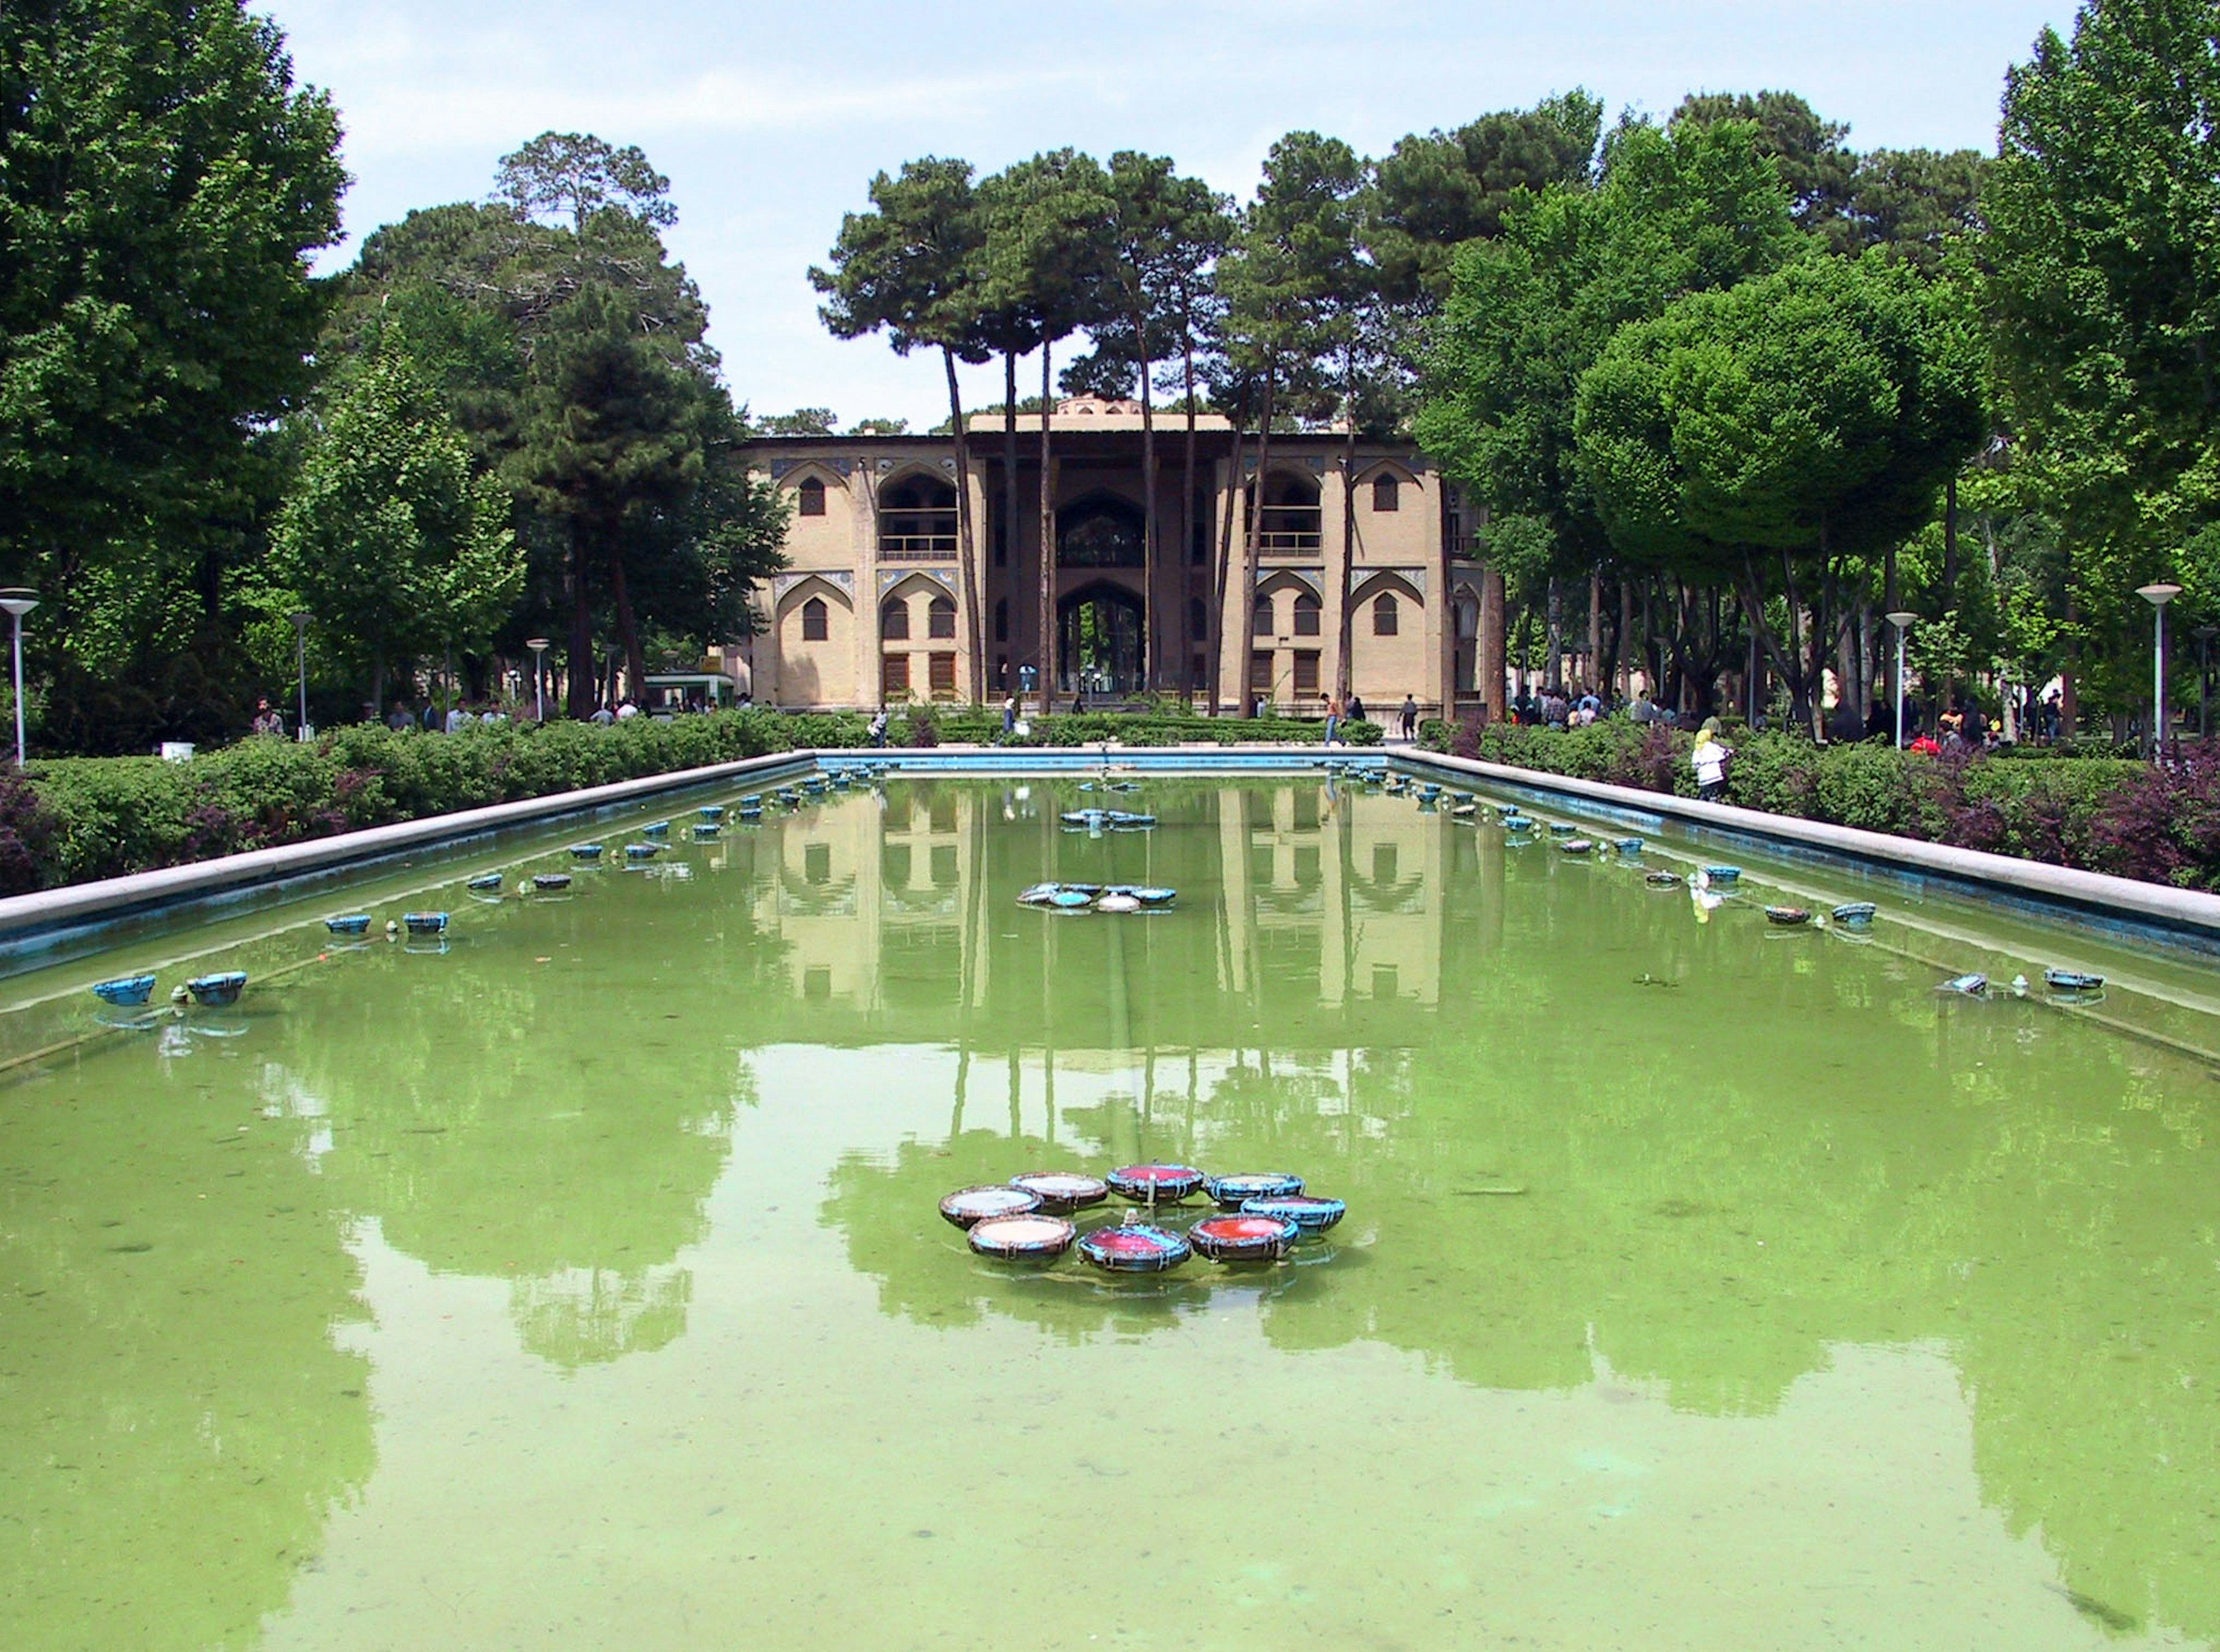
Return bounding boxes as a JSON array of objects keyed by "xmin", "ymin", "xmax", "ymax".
[
  {"xmin": 1691, "ymin": 717, "xmax": 1733, "ymax": 802},
  {"xmin": 1398, "ymin": 694, "xmax": 1418, "ymax": 742},
  {"xmin": 1324, "ymin": 695, "xmax": 1343, "ymax": 747}
]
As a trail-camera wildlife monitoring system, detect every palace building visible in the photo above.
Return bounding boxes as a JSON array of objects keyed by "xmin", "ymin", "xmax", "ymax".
[{"xmin": 733, "ymin": 398, "xmax": 1505, "ymax": 717}]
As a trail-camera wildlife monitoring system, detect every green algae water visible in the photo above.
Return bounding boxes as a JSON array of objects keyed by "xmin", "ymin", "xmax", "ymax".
[{"xmin": 2, "ymin": 772, "xmax": 2216, "ymax": 1651}]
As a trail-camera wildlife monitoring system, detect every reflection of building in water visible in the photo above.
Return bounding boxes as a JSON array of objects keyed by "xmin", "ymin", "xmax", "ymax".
[
  {"xmin": 757, "ymin": 784, "xmax": 980, "ymax": 1015},
  {"xmin": 1220, "ymin": 787, "xmax": 1446, "ymax": 1011},
  {"xmin": 753, "ymin": 782, "xmax": 1477, "ymax": 1040}
]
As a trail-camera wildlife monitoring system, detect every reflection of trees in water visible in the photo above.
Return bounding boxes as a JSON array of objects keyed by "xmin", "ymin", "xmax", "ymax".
[
  {"xmin": 512, "ymin": 1263, "xmax": 693, "ymax": 1368},
  {"xmin": 258, "ymin": 885, "xmax": 779, "ymax": 1364},
  {"xmin": 802, "ymin": 782, "xmax": 2220, "ymax": 1640},
  {"xmin": 0, "ymin": 1035, "xmax": 373, "ymax": 1651}
]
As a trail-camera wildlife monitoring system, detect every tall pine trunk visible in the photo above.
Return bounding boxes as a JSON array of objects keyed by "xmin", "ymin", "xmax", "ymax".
[
  {"xmin": 1179, "ymin": 328, "xmax": 1200, "ymax": 701},
  {"xmin": 610, "ymin": 547, "xmax": 646, "ymax": 706},
  {"xmin": 566, "ymin": 519, "xmax": 595, "ymax": 718},
  {"xmin": 1035, "ymin": 348, "xmax": 1056, "ymax": 712},
  {"xmin": 1134, "ymin": 303, "xmax": 1158, "ymax": 695},
  {"xmin": 1209, "ymin": 419, "xmax": 1247, "ymax": 717},
  {"xmin": 1236, "ymin": 369, "xmax": 1276, "ymax": 718},
  {"xmin": 1004, "ymin": 353, "xmax": 1020, "ymax": 696},
  {"xmin": 1335, "ymin": 349, "xmax": 1357, "ymax": 701},
  {"xmin": 942, "ymin": 347, "xmax": 984, "ymax": 703},
  {"xmin": 1544, "ymin": 578, "xmax": 1563, "ymax": 693}
]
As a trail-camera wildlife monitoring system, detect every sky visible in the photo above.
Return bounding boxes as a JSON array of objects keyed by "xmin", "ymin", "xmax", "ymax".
[{"xmin": 260, "ymin": 0, "xmax": 2082, "ymax": 430}]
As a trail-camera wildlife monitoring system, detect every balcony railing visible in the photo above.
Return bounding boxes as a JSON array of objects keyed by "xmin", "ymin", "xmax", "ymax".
[
  {"xmin": 1256, "ymin": 506, "xmax": 1322, "ymax": 553},
  {"xmin": 879, "ymin": 534, "xmax": 958, "ymax": 561}
]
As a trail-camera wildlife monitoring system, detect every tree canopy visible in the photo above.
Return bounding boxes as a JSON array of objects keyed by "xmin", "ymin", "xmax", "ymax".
[{"xmin": 0, "ymin": 0, "xmax": 343, "ymax": 738}]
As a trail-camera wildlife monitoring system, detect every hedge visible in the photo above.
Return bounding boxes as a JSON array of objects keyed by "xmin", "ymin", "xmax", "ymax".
[
  {"xmin": 0, "ymin": 706, "xmax": 1373, "ymax": 892},
  {"xmin": 1414, "ymin": 717, "xmax": 2220, "ymax": 890}
]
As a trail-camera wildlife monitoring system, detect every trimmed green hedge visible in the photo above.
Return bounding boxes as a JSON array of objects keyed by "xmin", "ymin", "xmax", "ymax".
[
  {"xmin": 0, "ymin": 706, "xmax": 1375, "ymax": 892},
  {"xmin": 1412, "ymin": 717, "xmax": 2218, "ymax": 888}
]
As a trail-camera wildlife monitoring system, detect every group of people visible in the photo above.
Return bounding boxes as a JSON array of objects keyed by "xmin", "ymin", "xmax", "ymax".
[
  {"xmin": 1320, "ymin": 694, "xmax": 1423, "ymax": 744},
  {"xmin": 1508, "ymin": 680, "xmax": 2064, "ymax": 751},
  {"xmin": 375, "ymin": 700, "xmax": 519, "ymax": 732},
  {"xmin": 1508, "ymin": 687, "xmax": 1614, "ymax": 728}
]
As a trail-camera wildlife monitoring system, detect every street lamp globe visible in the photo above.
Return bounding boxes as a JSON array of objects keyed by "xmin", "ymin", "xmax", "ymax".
[
  {"xmin": 288, "ymin": 610, "xmax": 312, "ymax": 739},
  {"xmin": 1885, "ymin": 611, "xmax": 1917, "ymax": 750},
  {"xmin": 2138, "ymin": 583, "xmax": 2184, "ymax": 758},
  {"xmin": 0, "ymin": 588, "xmax": 37, "ymax": 770},
  {"xmin": 525, "ymin": 638, "xmax": 552, "ymax": 723}
]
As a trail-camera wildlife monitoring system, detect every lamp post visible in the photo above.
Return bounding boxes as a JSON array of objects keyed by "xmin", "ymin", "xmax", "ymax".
[
  {"xmin": 1886, "ymin": 610, "xmax": 1917, "ymax": 749},
  {"xmin": 289, "ymin": 610, "xmax": 311, "ymax": 740},
  {"xmin": 2137, "ymin": 583, "xmax": 2182, "ymax": 759},
  {"xmin": 2196, "ymin": 624, "xmax": 2216, "ymax": 742},
  {"xmin": 526, "ymin": 638, "xmax": 550, "ymax": 722},
  {"xmin": 0, "ymin": 588, "xmax": 38, "ymax": 769}
]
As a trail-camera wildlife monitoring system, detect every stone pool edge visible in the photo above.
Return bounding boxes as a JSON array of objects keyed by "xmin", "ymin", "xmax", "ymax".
[
  {"xmin": 6, "ymin": 736, "xmax": 2215, "ymax": 958},
  {"xmin": 0, "ymin": 747, "xmax": 822, "ymax": 953},
  {"xmin": 0, "ymin": 742, "xmax": 1361, "ymax": 957},
  {"xmin": 1400, "ymin": 748, "xmax": 2220, "ymax": 947}
]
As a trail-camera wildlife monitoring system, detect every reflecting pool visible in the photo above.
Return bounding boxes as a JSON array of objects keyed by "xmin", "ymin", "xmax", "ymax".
[{"xmin": 2, "ymin": 775, "xmax": 2215, "ymax": 1650}]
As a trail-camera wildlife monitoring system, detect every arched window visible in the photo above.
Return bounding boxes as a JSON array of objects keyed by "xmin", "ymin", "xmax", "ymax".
[
  {"xmin": 881, "ymin": 596, "xmax": 910, "ymax": 640},
  {"xmin": 928, "ymin": 596, "xmax": 956, "ymax": 640},
  {"xmin": 797, "ymin": 476, "xmax": 827, "ymax": 517},
  {"xmin": 1252, "ymin": 593, "xmax": 1274, "ymax": 635},
  {"xmin": 1189, "ymin": 597, "xmax": 1208, "ymax": 641},
  {"xmin": 1293, "ymin": 591, "xmax": 1322, "ymax": 637},
  {"xmin": 994, "ymin": 599, "xmax": 1009, "ymax": 643},
  {"xmin": 801, "ymin": 597, "xmax": 828, "ymax": 641},
  {"xmin": 1372, "ymin": 593, "xmax": 1399, "ymax": 636},
  {"xmin": 1371, "ymin": 473, "xmax": 1399, "ymax": 513}
]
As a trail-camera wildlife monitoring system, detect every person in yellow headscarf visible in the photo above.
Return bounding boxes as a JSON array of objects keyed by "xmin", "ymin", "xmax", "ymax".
[{"xmin": 1690, "ymin": 717, "xmax": 1733, "ymax": 802}]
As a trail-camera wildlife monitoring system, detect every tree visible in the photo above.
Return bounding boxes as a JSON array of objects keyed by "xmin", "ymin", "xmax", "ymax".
[
  {"xmin": 757, "ymin": 408, "xmax": 838, "ymax": 436},
  {"xmin": 1064, "ymin": 154, "xmax": 1233, "ymax": 689},
  {"xmin": 1416, "ymin": 115, "xmax": 1804, "ymax": 708},
  {"xmin": 273, "ymin": 346, "xmax": 521, "ymax": 715},
  {"xmin": 813, "ymin": 158, "xmax": 990, "ymax": 701},
  {"xmin": 513, "ymin": 279, "xmax": 719, "ymax": 712},
  {"xmin": 1573, "ymin": 253, "xmax": 1985, "ymax": 730},
  {"xmin": 1370, "ymin": 92, "xmax": 1603, "ymax": 306},
  {"xmin": 1218, "ymin": 135, "xmax": 1353, "ymax": 714},
  {"xmin": 1671, "ymin": 90, "xmax": 1856, "ymax": 241},
  {"xmin": 333, "ymin": 140, "xmax": 770, "ymax": 717},
  {"xmin": 978, "ymin": 150, "xmax": 1113, "ymax": 709},
  {"xmin": 1985, "ymin": 0, "xmax": 2220, "ymax": 705},
  {"xmin": 0, "ymin": 0, "xmax": 343, "ymax": 734},
  {"xmin": 1844, "ymin": 148, "xmax": 1988, "ymax": 271},
  {"xmin": 495, "ymin": 132, "xmax": 678, "ymax": 232}
]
